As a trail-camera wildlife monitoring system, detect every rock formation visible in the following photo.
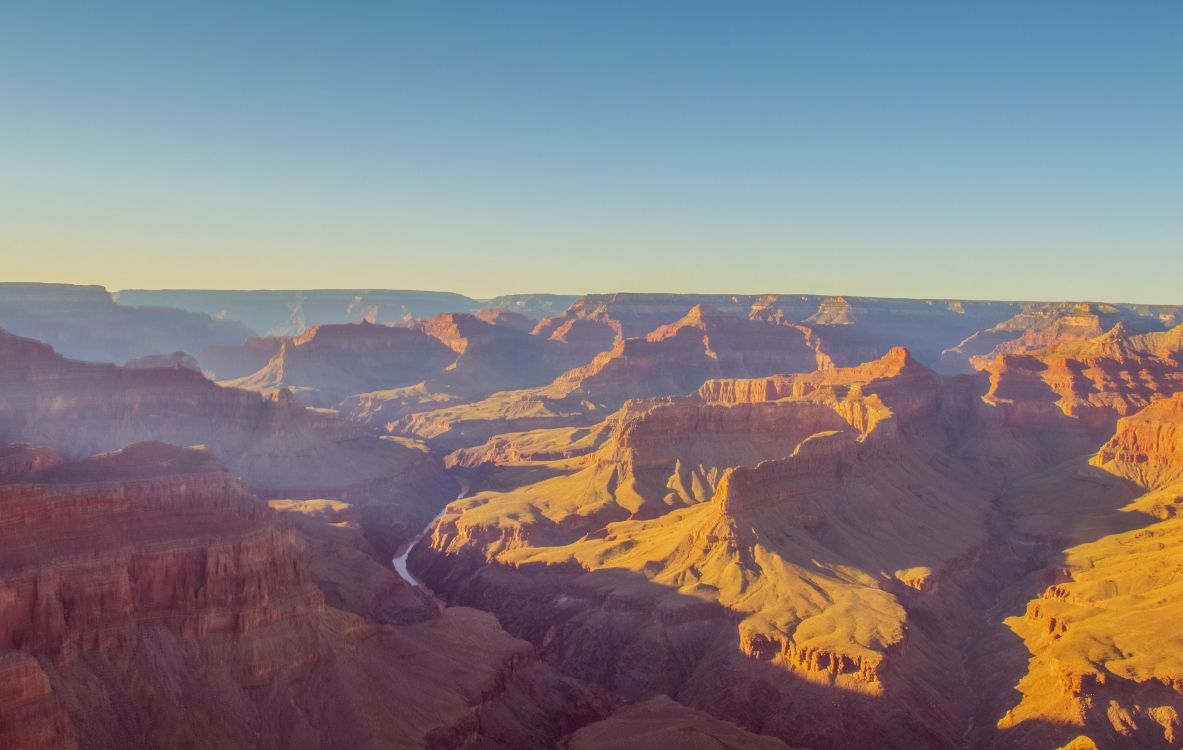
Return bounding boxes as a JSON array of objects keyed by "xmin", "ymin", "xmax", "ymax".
[
  {"xmin": 219, "ymin": 321, "xmax": 457, "ymax": 407},
  {"xmin": 115, "ymin": 289, "xmax": 579, "ymax": 336},
  {"xmin": 410, "ymin": 349, "xmax": 1009, "ymax": 748},
  {"xmin": 0, "ymin": 327, "xmax": 455, "ymax": 554},
  {"xmin": 0, "ymin": 442, "xmax": 606, "ymax": 748},
  {"xmin": 6, "ymin": 289, "xmax": 1183, "ymax": 749},
  {"xmin": 981, "ymin": 322, "xmax": 1183, "ymax": 438},
  {"xmin": 393, "ymin": 306, "xmax": 822, "ymax": 449},
  {"xmin": 942, "ymin": 302, "xmax": 1183, "ymax": 373},
  {"xmin": 209, "ymin": 313, "xmax": 617, "ymax": 424},
  {"xmin": 993, "ymin": 393, "xmax": 1183, "ymax": 748},
  {"xmin": 0, "ymin": 283, "xmax": 251, "ymax": 364}
]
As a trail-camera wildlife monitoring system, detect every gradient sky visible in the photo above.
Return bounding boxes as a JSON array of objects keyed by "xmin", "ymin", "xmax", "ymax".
[{"xmin": 2, "ymin": 2, "xmax": 1180, "ymax": 301}]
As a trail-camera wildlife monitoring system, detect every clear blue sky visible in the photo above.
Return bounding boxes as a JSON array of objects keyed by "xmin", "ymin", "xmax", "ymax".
[{"xmin": 2, "ymin": 1, "xmax": 1180, "ymax": 301}]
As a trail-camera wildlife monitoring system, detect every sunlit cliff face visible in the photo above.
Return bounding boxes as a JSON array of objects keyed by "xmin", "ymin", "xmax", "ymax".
[{"xmin": 2, "ymin": 289, "xmax": 1183, "ymax": 749}]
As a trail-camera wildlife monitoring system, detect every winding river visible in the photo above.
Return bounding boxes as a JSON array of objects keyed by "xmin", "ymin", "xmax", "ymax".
[{"xmin": 391, "ymin": 477, "xmax": 469, "ymax": 589}]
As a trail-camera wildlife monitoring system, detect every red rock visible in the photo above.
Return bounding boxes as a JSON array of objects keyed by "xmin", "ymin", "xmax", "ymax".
[
  {"xmin": 0, "ymin": 327, "xmax": 456, "ymax": 555},
  {"xmin": 0, "ymin": 442, "xmax": 608, "ymax": 747}
]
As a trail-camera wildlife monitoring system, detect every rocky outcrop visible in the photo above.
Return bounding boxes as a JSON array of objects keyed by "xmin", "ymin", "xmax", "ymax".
[
  {"xmin": 986, "ymin": 392, "xmax": 1183, "ymax": 749},
  {"xmin": 473, "ymin": 308, "xmax": 536, "ymax": 332},
  {"xmin": 1001, "ymin": 516, "xmax": 1183, "ymax": 749},
  {"xmin": 941, "ymin": 302, "xmax": 1183, "ymax": 373},
  {"xmin": 532, "ymin": 293, "xmax": 1029, "ymax": 371},
  {"xmin": 334, "ymin": 314, "xmax": 616, "ymax": 430},
  {"xmin": 393, "ymin": 306, "xmax": 821, "ymax": 449},
  {"xmin": 1091, "ymin": 392, "xmax": 1183, "ymax": 492},
  {"xmin": 0, "ymin": 443, "xmax": 608, "ymax": 748},
  {"xmin": 0, "ymin": 283, "xmax": 251, "ymax": 364},
  {"xmin": 547, "ymin": 305, "xmax": 820, "ymax": 402},
  {"xmin": 0, "ymin": 443, "xmax": 323, "ymax": 664},
  {"xmin": 410, "ymin": 350, "xmax": 999, "ymax": 748},
  {"xmin": 0, "ymin": 328, "xmax": 456, "ymax": 554},
  {"xmin": 220, "ymin": 322, "xmax": 456, "ymax": 407},
  {"xmin": 0, "ymin": 652, "xmax": 75, "ymax": 749},
  {"xmin": 981, "ymin": 323, "xmax": 1183, "ymax": 438}
]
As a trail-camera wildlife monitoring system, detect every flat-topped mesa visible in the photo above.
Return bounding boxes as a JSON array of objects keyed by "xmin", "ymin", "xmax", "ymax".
[
  {"xmin": 696, "ymin": 348, "xmax": 941, "ymax": 440},
  {"xmin": 806, "ymin": 295, "xmax": 856, "ymax": 324},
  {"xmin": 1091, "ymin": 392, "xmax": 1183, "ymax": 492},
  {"xmin": 414, "ymin": 311, "xmax": 489, "ymax": 354},
  {"xmin": 287, "ymin": 319, "xmax": 436, "ymax": 353},
  {"xmin": 0, "ymin": 282, "xmax": 252, "ymax": 364},
  {"xmin": 473, "ymin": 307, "xmax": 536, "ymax": 331},
  {"xmin": 698, "ymin": 346, "xmax": 929, "ymax": 403},
  {"xmin": 221, "ymin": 321, "xmax": 456, "ymax": 405},
  {"xmin": 608, "ymin": 397, "xmax": 852, "ymax": 465}
]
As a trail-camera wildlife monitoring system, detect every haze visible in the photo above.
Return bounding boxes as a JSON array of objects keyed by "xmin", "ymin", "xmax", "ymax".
[{"xmin": 2, "ymin": 1, "xmax": 1181, "ymax": 300}]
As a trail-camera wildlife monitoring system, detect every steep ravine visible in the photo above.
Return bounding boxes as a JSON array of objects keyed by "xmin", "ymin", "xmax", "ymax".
[
  {"xmin": 405, "ymin": 443, "xmax": 1143, "ymax": 749},
  {"xmin": 393, "ymin": 477, "xmax": 469, "ymax": 593},
  {"xmin": 952, "ymin": 494, "xmax": 1062, "ymax": 748}
]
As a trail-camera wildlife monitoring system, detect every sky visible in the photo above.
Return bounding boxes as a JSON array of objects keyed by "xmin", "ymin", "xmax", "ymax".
[{"xmin": 1, "ymin": 1, "xmax": 1180, "ymax": 302}]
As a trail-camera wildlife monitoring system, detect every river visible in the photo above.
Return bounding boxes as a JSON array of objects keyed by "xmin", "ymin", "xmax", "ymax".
[{"xmin": 391, "ymin": 477, "xmax": 469, "ymax": 589}]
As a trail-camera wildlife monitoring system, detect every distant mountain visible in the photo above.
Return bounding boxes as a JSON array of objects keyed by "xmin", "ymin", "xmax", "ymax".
[
  {"xmin": 0, "ymin": 283, "xmax": 252, "ymax": 363},
  {"xmin": 0, "ymin": 326, "xmax": 455, "ymax": 554},
  {"xmin": 115, "ymin": 288, "xmax": 579, "ymax": 335}
]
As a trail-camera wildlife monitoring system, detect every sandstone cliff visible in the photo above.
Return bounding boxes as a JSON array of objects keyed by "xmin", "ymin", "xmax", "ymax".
[
  {"xmin": 941, "ymin": 302, "xmax": 1183, "ymax": 373},
  {"xmin": 0, "ymin": 328, "xmax": 455, "ymax": 554},
  {"xmin": 392, "ymin": 306, "xmax": 821, "ymax": 449},
  {"xmin": 0, "ymin": 443, "xmax": 607, "ymax": 748},
  {"xmin": 410, "ymin": 349, "xmax": 1003, "ymax": 748},
  {"xmin": 981, "ymin": 322, "xmax": 1183, "ymax": 438}
]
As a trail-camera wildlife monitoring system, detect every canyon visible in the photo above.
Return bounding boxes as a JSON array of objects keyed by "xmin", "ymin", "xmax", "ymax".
[{"xmin": 1, "ymin": 284, "xmax": 1181, "ymax": 748}]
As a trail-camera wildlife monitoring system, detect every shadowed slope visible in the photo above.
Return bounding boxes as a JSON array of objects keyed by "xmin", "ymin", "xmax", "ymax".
[
  {"xmin": 410, "ymin": 349, "xmax": 1013, "ymax": 748},
  {"xmin": 0, "ymin": 327, "xmax": 455, "ymax": 554},
  {"xmin": 394, "ymin": 306, "xmax": 820, "ymax": 449},
  {"xmin": 0, "ymin": 443, "xmax": 608, "ymax": 748},
  {"xmin": 994, "ymin": 393, "xmax": 1183, "ymax": 749}
]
